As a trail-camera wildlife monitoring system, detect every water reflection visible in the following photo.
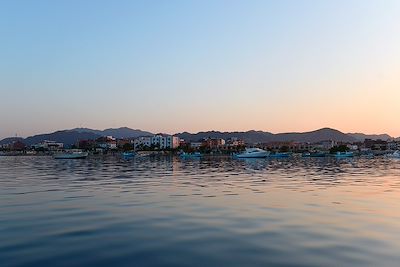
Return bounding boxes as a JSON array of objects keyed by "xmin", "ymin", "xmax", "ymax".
[{"xmin": 0, "ymin": 156, "xmax": 400, "ymax": 267}]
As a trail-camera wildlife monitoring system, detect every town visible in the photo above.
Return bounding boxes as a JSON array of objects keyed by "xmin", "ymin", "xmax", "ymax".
[{"xmin": 1, "ymin": 132, "xmax": 399, "ymax": 157}]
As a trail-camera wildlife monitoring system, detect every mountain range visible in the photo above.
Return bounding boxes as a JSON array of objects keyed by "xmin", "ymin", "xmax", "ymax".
[
  {"xmin": 177, "ymin": 128, "xmax": 357, "ymax": 143},
  {"xmin": 0, "ymin": 127, "xmax": 397, "ymax": 147},
  {"xmin": 73, "ymin": 127, "xmax": 152, "ymax": 139},
  {"xmin": 0, "ymin": 127, "xmax": 153, "ymax": 147}
]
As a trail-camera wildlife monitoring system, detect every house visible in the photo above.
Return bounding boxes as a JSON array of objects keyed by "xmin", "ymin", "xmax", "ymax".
[
  {"xmin": 34, "ymin": 140, "xmax": 64, "ymax": 151},
  {"xmin": 225, "ymin": 138, "xmax": 245, "ymax": 147},
  {"xmin": 96, "ymin": 136, "xmax": 117, "ymax": 150},
  {"xmin": 202, "ymin": 138, "xmax": 225, "ymax": 149},
  {"xmin": 190, "ymin": 142, "xmax": 203, "ymax": 149}
]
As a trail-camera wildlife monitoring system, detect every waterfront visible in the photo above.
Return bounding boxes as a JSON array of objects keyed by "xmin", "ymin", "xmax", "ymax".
[{"xmin": 1, "ymin": 156, "xmax": 400, "ymax": 267}]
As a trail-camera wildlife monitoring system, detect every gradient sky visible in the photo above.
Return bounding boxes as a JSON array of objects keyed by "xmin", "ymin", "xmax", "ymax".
[{"xmin": 1, "ymin": 0, "xmax": 400, "ymax": 139}]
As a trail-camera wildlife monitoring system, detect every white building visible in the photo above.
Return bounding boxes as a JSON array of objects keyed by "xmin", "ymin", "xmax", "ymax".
[
  {"xmin": 190, "ymin": 142, "xmax": 203, "ymax": 148},
  {"xmin": 134, "ymin": 136, "xmax": 152, "ymax": 150},
  {"xmin": 34, "ymin": 140, "xmax": 64, "ymax": 150},
  {"xmin": 151, "ymin": 134, "xmax": 180, "ymax": 149},
  {"xmin": 134, "ymin": 134, "xmax": 180, "ymax": 150}
]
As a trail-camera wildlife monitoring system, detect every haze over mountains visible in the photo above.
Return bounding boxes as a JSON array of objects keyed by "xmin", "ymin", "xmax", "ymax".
[{"xmin": 0, "ymin": 127, "xmax": 397, "ymax": 147}]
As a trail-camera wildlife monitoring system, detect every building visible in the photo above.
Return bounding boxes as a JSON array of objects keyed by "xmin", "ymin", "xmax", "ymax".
[
  {"xmin": 190, "ymin": 142, "xmax": 203, "ymax": 149},
  {"xmin": 225, "ymin": 138, "xmax": 245, "ymax": 147},
  {"xmin": 77, "ymin": 139, "xmax": 96, "ymax": 150},
  {"xmin": 134, "ymin": 134, "xmax": 180, "ymax": 150},
  {"xmin": 387, "ymin": 141, "xmax": 399, "ymax": 151},
  {"xmin": 151, "ymin": 134, "xmax": 180, "ymax": 149},
  {"xmin": 202, "ymin": 138, "xmax": 226, "ymax": 149},
  {"xmin": 312, "ymin": 140, "xmax": 337, "ymax": 151},
  {"xmin": 364, "ymin": 139, "xmax": 387, "ymax": 150},
  {"xmin": 96, "ymin": 136, "xmax": 117, "ymax": 150},
  {"xmin": 33, "ymin": 140, "xmax": 64, "ymax": 151},
  {"xmin": 134, "ymin": 136, "xmax": 152, "ymax": 150},
  {"xmin": 1, "ymin": 140, "xmax": 26, "ymax": 151},
  {"xmin": 151, "ymin": 134, "xmax": 172, "ymax": 149}
]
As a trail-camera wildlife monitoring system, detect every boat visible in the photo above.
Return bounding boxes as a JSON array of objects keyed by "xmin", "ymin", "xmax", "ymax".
[
  {"xmin": 235, "ymin": 148, "xmax": 270, "ymax": 158},
  {"xmin": 180, "ymin": 152, "xmax": 203, "ymax": 158},
  {"xmin": 270, "ymin": 152, "xmax": 291, "ymax": 158},
  {"xmin": 334, "ymin": 151, "xmax": 354, "ymax": 158},
  {"xmin": 54, "ymin": 151, "xmax": 88, "ymax": 159},
  {"xmin": 310, "ymin": 152, "xmax": 326, "ymax": 157},
  {"xmin": 122, "ymin": 151, "xmax": 135, "ymax": 159},
  {"xmin": 387, "ymin": 150, "xmax": 400, "ymax": 158}
]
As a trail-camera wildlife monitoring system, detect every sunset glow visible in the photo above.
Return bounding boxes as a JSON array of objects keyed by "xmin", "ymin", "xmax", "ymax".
[{"xmin": 1, "ymin": 0, "xmax": 399, "ymax": 138}]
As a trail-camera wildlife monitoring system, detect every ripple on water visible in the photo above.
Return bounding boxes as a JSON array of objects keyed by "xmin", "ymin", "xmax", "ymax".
[{"xmin": 0, "ymin": 156, "xmax": 400, "ymax": 267}]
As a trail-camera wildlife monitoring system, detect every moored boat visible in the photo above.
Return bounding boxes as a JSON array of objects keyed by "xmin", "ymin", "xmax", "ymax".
[
  {"xmin": 180, "ymin": 152, "xmax": 203, "ymax": 158},
  {"xmin": 54, "ymin": 151, "xmax": 88, "ymax": 159},
  {"xmin": 235, "ymin": 148, "xmax": 270, "ymax": 158},
  {"xmin": 270, "ymin": 152, "xmax": 291, "ymax": 158},
  {"xmin": 334, "ymin": 151, "xmax": 354, "ymax": 158},
  {"xmin": 310, "ymin": 152, "xmax": 327, "ymax": 157},
  {"xmin": 122, "ymin": 151, "xmax": 135, "ymax": 159}
]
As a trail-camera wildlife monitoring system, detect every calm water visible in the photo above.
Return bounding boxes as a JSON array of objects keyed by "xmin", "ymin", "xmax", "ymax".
[{"xmin": 1, "ymin": 156, "xmax": 400, "ymax": 267}]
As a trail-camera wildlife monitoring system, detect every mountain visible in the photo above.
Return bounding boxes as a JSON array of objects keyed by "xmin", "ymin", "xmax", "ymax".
[
  {"xmin": 272, "ymin": 128, "xmax": 356, "ymax": 143},
  {"xmin": 347, "ymin": 133, "xmax": 392, "ymax": 141},
  {"xmin": 177, "ymin": 128, "xmax": 356, "ymax": 143},
  {"xmin": 23, "ymin": 130, "xmax": 101, "ymax": 147},
  {"xmin": 177, "ymin": 130, "xmax": 274, "ymax": 144},
  {"xmin": 0, "ymin": 127, "xmax": 153, "ymax": 148},
  {"xmin": 73, "ymin": 127, "xmax": 153, "ymax": 138},
  {"xmin": 1, "ymin": 127, "xmax": 395, "ymax": 148}
]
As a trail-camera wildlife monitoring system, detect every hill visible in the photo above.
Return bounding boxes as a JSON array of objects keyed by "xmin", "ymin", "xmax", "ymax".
[
  {"xmin": 73, "ymin": 127, "xmax": 153, "ymax": 138},
  {"xmin": 23, "ymin": 130, "xmax": 101, "ymax": 147},
  {"xmin": 347, "ymin": 133, "xmax": 392, "ymax": 141},
  {"xmin": 177, "ymin": 128, "xmax": 356, "ymax": 143}
]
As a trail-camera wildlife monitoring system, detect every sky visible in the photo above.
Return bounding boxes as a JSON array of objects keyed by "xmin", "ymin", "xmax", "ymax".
[{"xmin": 1, "ymin": 0, "xmax": 400, "ymax": 139}]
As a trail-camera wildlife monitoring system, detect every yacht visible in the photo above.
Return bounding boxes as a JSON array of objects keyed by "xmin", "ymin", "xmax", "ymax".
[{"xmin": 235, "ymin": 148, "xmax": 270, "ymax": 158}]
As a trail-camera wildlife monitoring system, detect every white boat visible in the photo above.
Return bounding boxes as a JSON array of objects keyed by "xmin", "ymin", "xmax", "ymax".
[
  {"xmin": 235, "ymin": 148, "xmax": 270, "ymax": 158},
  {"xmin": 54, "ymin": 151, "xmax": 88, "ymax": 159},
  {"xmin": 387, "ymin": 150, "xmax": 400, "ymax": 158}
]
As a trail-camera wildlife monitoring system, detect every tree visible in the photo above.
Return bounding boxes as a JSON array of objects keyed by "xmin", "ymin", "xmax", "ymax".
[
  {"xmin": 330, "ymin": 145, "xmax": 349, "ymax": 154},
  {"xmin": 122, "ymin": 143, "xmax": 133, "ymax": 152}
]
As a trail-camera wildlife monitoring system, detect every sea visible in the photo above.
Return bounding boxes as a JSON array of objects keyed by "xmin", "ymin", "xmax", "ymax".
[{"xmin": 1, "ymin": 155, "xmax": 400, "ymax": 267}]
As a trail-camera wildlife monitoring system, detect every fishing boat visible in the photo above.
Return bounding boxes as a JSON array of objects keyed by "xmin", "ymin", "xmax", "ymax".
[
  {"xmin": 180, "ymin": 152, "xmax": 203, "ymax": 158},
  {"xmin": 387, "ymin": 150, "xmax": 400, "ymax": 158},
  {"xmin": 334, "ymin": 151, "xmax": 354, "ymax": 158},
  {"xmin": 54, "ymin": 151, "xmax": 88, "ymax": 159},
  {"xmin": 310, "ymin": 152, "xmax": 327, "ymax": 157},
  {"xmin": 270, "ymin": 152, "xmax": 291, "ymax": 158},
  {"xmin": 235, "ymin": 148, "xmax": 270, "ymax": 158}
]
